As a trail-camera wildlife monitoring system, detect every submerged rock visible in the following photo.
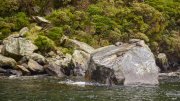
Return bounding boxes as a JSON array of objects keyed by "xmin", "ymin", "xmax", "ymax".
[
  {"xmin": 86, "ymin": 40, "xmax": 159, "ymax": 85},
  {"xmin": 44, "ymin": 62, "xmax": 65, "ymax": 77},
  {"xmin": 0, "ymin": 55, "xmax": 16, "ymax": 68},
  {"xmin": 28, "ymin": 60, "xmax": 44, "ymax": 74},
  {"xmin": 1, "ymin": 35, "xmax": 38, "ymax": 61},
  {"xmin": 72, "ymin": 50, "xmax": 90, "ymax": 76}
]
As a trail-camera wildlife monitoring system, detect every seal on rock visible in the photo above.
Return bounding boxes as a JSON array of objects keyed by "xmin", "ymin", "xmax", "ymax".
[
  {"xmin": 115, "ymin": 42, "xmax": 123, "ymax": 46},
  {"xmin": 129, "ymin": 39, "xmax": 141, "ymax": 44},
  {"xmin": 116, "ymin": 52, "xmax": 125, "ymax": 57}
]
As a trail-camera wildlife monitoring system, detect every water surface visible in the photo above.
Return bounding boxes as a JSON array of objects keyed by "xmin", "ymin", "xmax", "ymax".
[{"xmin": 0, "ymin": 75, "xmax": 180, "ymax": 101}]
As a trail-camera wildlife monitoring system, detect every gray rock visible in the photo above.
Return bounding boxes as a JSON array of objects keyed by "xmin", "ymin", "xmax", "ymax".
[
  {"xmin": 1, "ymin": 36, "xmax": 38, "ymax": 61},
  {"xmin": 44, "ymin": 62, "xmax": 65, "ymax": 77},
  {"xmin": 72, "ymin": 50, "xmax": 90, "ymax": 76},
  {"xmin": 129, "ymin": 39, "xmax": 141, "ymax": 44},
  {"xmin": 54, "ymin": 53, "xmax": 72, "ymax": 75},
  {"xmin": 19, "ymin": 27, "xmax": 29, "ymax": 37},
  {"xmin": 86, "ymin": 40, "xmax": 159, "ymax": 85},
  {"xmin": 32, "ymin": 16, "xmax": 50, "ymax": 24},
  {"xmin": 0, "ymin": 45, "xmax": 3, "ymax": 54},
  {"xmin": 0, "ymin": 67, "xmax": 6, "ymax": 73},
  {"xmin": 33, "ymin": 5, "xmax": 39, "ymax": 13},
  {"xmin": 7, "ymin": 69, "xmax": 22, "ymax": 76},
  {"xmin": 26, "ymin": 53, "xmax": 47, "ymax": 65},
  {"xmin": 28, "ymin": 59, "xmax": 44, "ymax": 73},
  {"xmin": 156, "ymin": 53, "xmax": 170, "ymax": 72},
  {"xmin": 63, "ymin": 38, "xmax": 94, "ymax": 54},
  {"xmin": 0, "ymin": 55, "xmax": 16, "ymax": 68}
]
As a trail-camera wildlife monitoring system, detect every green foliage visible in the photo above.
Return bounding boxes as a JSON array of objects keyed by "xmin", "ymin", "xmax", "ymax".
[
  {"xmin": 13, "ymin": 12, "xmax": 30, "ymax": 31},
  {"xmin": 87, "ymin": 5, "xmax": 101, "ymax": 15},
  {"xmin": 34, "ymin": 35, "xmax": 55, "ymax": 52},
  {"xmin": 47, "ymin": 27, "xmax": 64, "ymax": 44},
  {"xmin": 0, "ymin": 34, "xmax": 7, "ymax": 40},
  {"xmin": 22, "ymin": 33, "xmax": 29, "ymax": 38},
  {"xmin": 46, "ymin": 9, "xmax": 70, "ymax": 26},
  {"xmin": 0, "ymin": 0, "xmax": 19, "ymax": 16},
  {"xmin": 63, "ymin": 49, "xmax": 73, "ymax": 55}
]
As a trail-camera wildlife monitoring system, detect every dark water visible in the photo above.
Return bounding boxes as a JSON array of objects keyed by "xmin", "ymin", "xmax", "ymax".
[{"xmin": 0, "ymin": 75, "xmax": 180, "ymax": 101}]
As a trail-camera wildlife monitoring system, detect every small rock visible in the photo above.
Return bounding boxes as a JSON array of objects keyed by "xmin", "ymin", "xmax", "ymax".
[
  {"xmin": 28, "ymin": 59, "xmax": 44, "ymax": 74},
  {"xmin": 48, "ymin": 51, "xmax": 55, "ymax": 57},
  {"xmin": 57, "ymin": 50, "xmax": 63, "ymax": 56},
  {"xmin": 7, "ymin": 69, "xmax": 23, "ymax": 76},
  {"xmin": 33, "ymin": 5, "xmax": 39, "ymax": 13},
  {"xmin": 13, "ymin": 65, "xmax": 31, "ymax": 75},
  {"xmin": 115, "ymin": 42, "xmax": 123, "ymax": 46},
  {"xmin": 129, "ymin": 39, "xmax": 141, "ymax": 44},
  {"xmin": 0, "ymin": 67, "xmax": 6, "ymax": 73},
  {"xmin": 19, "ymin": 27, "xmax": 29, "ymax": 37},
  {"xmin": 0, "ymin": 45, "xmax": 3, "ymax": 54}
]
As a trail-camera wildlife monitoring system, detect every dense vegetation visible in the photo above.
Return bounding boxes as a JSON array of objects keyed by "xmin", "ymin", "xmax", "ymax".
[{"xmin": 1, "ymin": 0, "xmax": 180, "ymax": 60}]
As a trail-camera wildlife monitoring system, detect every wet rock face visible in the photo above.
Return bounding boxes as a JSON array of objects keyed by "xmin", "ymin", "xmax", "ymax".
[
  {"xmin": 44, "ymin": 62, "xmax": 65, "ymax": 77},
  {"xmin": 86, "ymin": 40, "xmax": 159, "ymax": 85},
  {"xmin": 72, "ymin": 50, "xmax": 90, "ymax": 76},
  {"xmin": 0, "ymin": 67, "xmax": 7, "ymax": 73},
  {"xmin": 28, "ymin": 60, "xmax": 44, "ymax": 74},
  {"xmin": 1, "ymin": 35, "xmax": 38, "ymax": 61},
  {"xmin": 156, "ymin": 53, "xmax": 170, "ymax": 72}
]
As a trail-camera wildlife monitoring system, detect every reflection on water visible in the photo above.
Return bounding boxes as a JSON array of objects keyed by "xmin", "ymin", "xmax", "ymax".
[{"xmin": 0, "ymin": 75, "xmax": 180, "ymax": 101}]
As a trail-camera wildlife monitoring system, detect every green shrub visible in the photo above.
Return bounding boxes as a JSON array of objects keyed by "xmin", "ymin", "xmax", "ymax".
[
  {"xmin": 47, "ymin": 27, "xmax": 64, "ymax": 44},
  {"xmin": 34, "ymin": 35, "xmax": 54, "ymax": 53},
  {"xmin": 0, "ymin": 34, "xmax": 7, "ymax": 40},
  {"xmin": 46, "ymin": 9, "xmax": 70, "ymax": 26},
  {"xmin": 13, "ymin": 12, "xmax": 29, "ymax": 31},
  {"xmin": 63, "ymin": 49, "xmax": 73, "ymax": 55},
  {"xmin": 87, "ymin": 5, "xmax": 101, "ymax": 15},
  {"xmin": 22, "ymin": 33, "xmax": 29, "ymax": 38},
  {"xmin": 0, "ymin": 28, "xmax": 11, "ymax": 34}
]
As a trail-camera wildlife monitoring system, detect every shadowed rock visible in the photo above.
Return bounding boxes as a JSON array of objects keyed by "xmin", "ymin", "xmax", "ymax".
[
  {"xmin": 13, "ymin": 65, "xmax": 31, "ymax": 75},
  {"xmin": 129, "ymin": 39, "xmax": 141, "ymax": 44},
  {"xmin": 44, "ymin": 62, "xmax": 65, "ymax": 77}
]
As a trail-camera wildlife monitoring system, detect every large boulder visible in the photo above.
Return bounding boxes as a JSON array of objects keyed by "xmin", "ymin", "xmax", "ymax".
[
  {"xmin": 28, "ymin": 59, "xmax": 44, "ymax": 74},
  {"xmin": 0, "ymin": 55, "xmax": 16, "ymax": 68},
  {"xmin": 54, "ymin": 53, "xmax": 72, "ymax": 75},
  {"xmin": 85, "ymin": 40, "xmax": 159, "ymax": 85},
  {"xmin": 72, "ymin": 50, "xmax": 90, "ymax": 76},
  {"xmin": 13, "ymin": 65, "xmax": 31, "ymax": 75},
  {"xmin": 26, "ymin": 53, "xmax": 47, "ymax": 65},
  {"xmin": 44, "ymin": 62, "xmax": 65, "ymax": 77},
  {"xmin": 62, "ymin": 37, "xmax": 94, "ymax": 54},
  {"xmin": 1, "ymin": 35, "xmax": 38, "ymax": 61}
]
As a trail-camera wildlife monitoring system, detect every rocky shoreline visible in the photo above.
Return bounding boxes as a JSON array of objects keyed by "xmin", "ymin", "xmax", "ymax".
[{"xmin": 0, "ymin": 17, "xmax": 180, "ymax": 86}]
